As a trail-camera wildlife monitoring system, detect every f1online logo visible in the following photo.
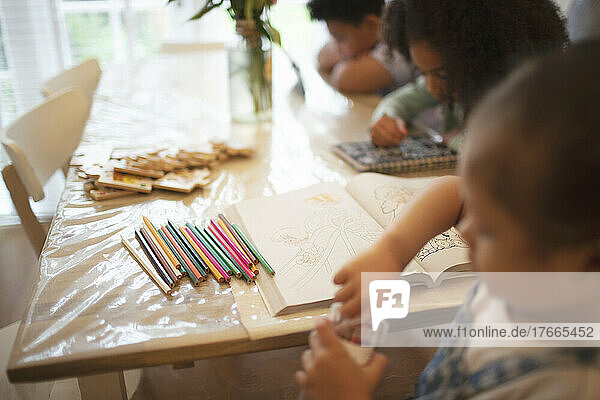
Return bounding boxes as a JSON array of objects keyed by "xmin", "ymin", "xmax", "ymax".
[{"xmin": 369, "ymin": 280, "xmax": 410, "ymax": 330}]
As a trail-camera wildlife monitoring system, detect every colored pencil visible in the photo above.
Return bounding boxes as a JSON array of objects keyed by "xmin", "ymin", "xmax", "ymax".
[
  {"xmin": 212, "ymin": 220, "xmax": 252, "ymax": 268},
  {"xmin": 202, "ymin": 228, "xmax": 243, "ymax": 278},
  {"xmin": 186, "ymin": 223, "xmax": 233, "ymax": 276},
  {"xmin": 158, "ymin": 229, "xmax": 187, "ymax": 277},
  {"xmin": 135, "ymin": 229, "xmax": 175, "ymax": 288},
  {"xmin": 167, "ymin": 222, "xmax": 209, "ymax": 275},
  {"xmin": 208, "ymin": 224, "xmax": 255, "ymax": 281},
  {"xmin": 192, "ymin": 224, "xmax": 239, "ymax": 277},
  {"xmin": 159, "ymin": 228, "xmax": 201, "ymax": 286},
  {"xmin": 143, "ymin": 216, "xmax": 182, "ymax": 278},
  {"xmin": 180, "ymin": 227, "xmax": 226, "ymax": 283},
  {"xmin": 208, "ymin": 223, "xmax": 246, "ymax": 271},
  {"xmin": 123, "ymin": 234, "xmax": 173, "ymax": 295},
  {"xmin": 161, "ymin": 226, "xmax": 205, "ymax": 281},
  {"xmin": 218, "ymin": 213, "xmax": 259, "ymax": 265},
  {"xmin": 184, "ymin": 226, "xmax": 230, "ymax": 282},
  {"xmin": 233, "ymin": 223, "xmax": 276, "ymax": 276},
  {"xmin": 219, "ymin": 218, "xmax": 259, "ymax": 275},
  {"xmin": 140, "ymin": 227, "xmax": 179, "ymax": 284},
  {"xmin": 216, "ymin": 219, "xmax": 253, "ymax": 268}
]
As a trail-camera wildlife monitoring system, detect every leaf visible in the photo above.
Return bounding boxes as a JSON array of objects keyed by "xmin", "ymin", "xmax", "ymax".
[
  {"xmin": 262, "ymin": 20, "xmax": 281, "ymax": 46},
  {"xmin": 188, "ymin": 0, "xmax": 224, "ymax": 21},
  {"xmin": 256, "ymin": 20, "xmax": 280, "ymax": 46}
]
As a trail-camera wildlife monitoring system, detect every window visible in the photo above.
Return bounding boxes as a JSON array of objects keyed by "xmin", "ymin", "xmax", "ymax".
[{"xmin": 0, "ymin": 0, "xmax": 315, "ymax": 225}]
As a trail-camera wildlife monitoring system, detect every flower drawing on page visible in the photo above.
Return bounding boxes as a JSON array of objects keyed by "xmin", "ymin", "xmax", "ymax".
[
  {"xmin": 374, "ymin": 185, "xmax": 416, "ymax": 221},
  {"xmin": 416, "ymin": 228, "xmax": 469, "ymax": 261},
  {"xmin": 272, "ymin": 208, "xmax": 381, "ymax": 290},
  {"xmin": 272, "ymin": 227, "xmax": 309, "ymax": 246},
  {"xmin": 305, "ymin": 193, "xmax": 341, "ymax": 206}
]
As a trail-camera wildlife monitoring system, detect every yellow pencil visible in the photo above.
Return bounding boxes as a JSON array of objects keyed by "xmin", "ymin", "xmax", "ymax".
[
  {"xmin": 143, "ymin": 216, "xmax": 182, "ymax": 279},
  {"xmin": 180, "ymin": 227, "xmax": 224, "ymax": 282}
]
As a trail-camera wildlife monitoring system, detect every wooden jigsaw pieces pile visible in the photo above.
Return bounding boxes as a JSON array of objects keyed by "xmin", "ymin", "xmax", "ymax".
[{"xmin": 78, "ymin": 142, "xmax": 253, "ymax": 201}]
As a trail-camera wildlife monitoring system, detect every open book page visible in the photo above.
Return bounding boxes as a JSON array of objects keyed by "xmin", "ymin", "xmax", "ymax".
[
  {"xmin": 233, "ymin": 183, "xmax": 383, "ymax": 314},
  {"xmin": 345, "ymin": 172, "xmax": 438, "ymax": 228},
  {"xmin": 345, "ymin": 173, "xmax": 471, "ymax": 280}
]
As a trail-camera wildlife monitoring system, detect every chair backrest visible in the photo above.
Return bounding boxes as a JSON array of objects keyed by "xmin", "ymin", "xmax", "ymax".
[
  {"xmin": 42, "ymin": 59, "xmax": 102, "ymax": 101},
  {"xmin": 1, "ymin": 88, "xmax": 90, "ymax": 202}
]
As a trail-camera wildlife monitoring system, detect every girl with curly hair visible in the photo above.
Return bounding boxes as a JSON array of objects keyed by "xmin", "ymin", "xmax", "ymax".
[{"xmin": 370, "ymin": 0, "xmax": 568, "ymax": 150}]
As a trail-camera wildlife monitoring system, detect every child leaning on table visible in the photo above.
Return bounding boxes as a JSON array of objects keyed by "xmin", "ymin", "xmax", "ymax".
[
  {"xmin": 370, "ymin": 0, "xmax": 567, "ymax": 152},
  {"xmin": 307, "ymin": 0, "xmax": 412, "ymax": 94},
  {"xmin": 295, "ymin": 41, "xmax": 600, "ymax": 400}
]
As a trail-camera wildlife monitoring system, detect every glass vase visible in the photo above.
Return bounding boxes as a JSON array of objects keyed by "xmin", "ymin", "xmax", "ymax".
[{"xmin": 227, "ymin": 39, "xmax": 272, "ymax": 123}]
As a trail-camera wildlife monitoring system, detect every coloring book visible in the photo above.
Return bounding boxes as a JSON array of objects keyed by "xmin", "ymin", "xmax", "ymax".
[{"xmin": 229, "ymin": 173, "xmax": 471, "ymax": 316}]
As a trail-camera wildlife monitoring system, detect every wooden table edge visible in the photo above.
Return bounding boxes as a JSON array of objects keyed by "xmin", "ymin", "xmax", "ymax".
[{"xmin": 7, "ymin": 330, "xmax": 310, "ymax": 383}]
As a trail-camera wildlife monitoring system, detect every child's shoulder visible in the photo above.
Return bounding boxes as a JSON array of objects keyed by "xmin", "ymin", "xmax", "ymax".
[
  {"xmin": 463, "ymin": 284, "xmax": 600, "ymax": 398},
  {"xmin": 466, "ymin": 348, "xmax": 600, "ymax": 399}
]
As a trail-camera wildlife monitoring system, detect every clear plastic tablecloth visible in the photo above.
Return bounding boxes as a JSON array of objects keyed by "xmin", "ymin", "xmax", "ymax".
[
  {"xmin": 8, "ymin": 48, "xmax": 468, "ymax": 390},
  {"xmin": 7, "ymin": 47, "xmax": 385, "ymax": 381}
]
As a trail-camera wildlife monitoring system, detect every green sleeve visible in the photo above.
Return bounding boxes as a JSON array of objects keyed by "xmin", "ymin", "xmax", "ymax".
[{"xmin": 371, "ymin": 76, "xmax": 440, "ymax": 125}]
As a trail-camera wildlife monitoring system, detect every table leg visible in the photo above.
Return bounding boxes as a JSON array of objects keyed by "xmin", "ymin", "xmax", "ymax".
[{"xmin": 77, "ymin": 371, "xmax": 127, "ymax": 400}]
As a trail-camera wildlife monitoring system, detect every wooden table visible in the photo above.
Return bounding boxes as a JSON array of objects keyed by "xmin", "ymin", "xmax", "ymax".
[{"xmin": 7, "ymin": 46, "xmax": 468, "ymax": 399}]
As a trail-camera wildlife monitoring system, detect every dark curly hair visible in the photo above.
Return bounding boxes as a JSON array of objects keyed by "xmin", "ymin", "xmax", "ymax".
[
  {"xmin": 307, "ymin": 0, "xmax": 384, "ymax": 26},
  {"xmin": 382, "ymin": 0, "xmax": 569, "ymax": 113}
]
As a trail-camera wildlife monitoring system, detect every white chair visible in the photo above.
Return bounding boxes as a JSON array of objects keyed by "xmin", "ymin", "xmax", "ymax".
[
  {"xmin": 1, "ymin": 88, "xmax": 90, "ymax": 255},
  {"xmin": 42, "ymin": 59, "xmax": 102, "ymax": 102}
]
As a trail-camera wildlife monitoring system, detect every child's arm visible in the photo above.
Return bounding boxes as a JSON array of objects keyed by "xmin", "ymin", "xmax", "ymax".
[
  {"xmin": 334, "ymin": 175, "xmax": 465, "ymax": 318},
  {"xmin": 317, "ymin": 41, "xmax": 343, "ymax": 74},
  {"xmin": 370, "ymin": 77, "xmax": 440, "ymax": 146},
  {"xmin": 328, "ymin": 56, "xmax": 396, "ymax": 93},
  {"xmin": 296, "ymin": 319, "xmax": 387, "ymax": 400}
]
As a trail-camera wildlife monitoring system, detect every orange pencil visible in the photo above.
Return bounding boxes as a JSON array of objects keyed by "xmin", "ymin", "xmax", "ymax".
[
  {"xmin": 216, "ymin": 219, "xmax": 257, "ymax": 275},
  {"xmin": 143, "ymin": 216, "xmax": 182, "ymax": 279},
  {"xmin": 180, "ymin": 226, "xmax": 225, "ymax": 283}
]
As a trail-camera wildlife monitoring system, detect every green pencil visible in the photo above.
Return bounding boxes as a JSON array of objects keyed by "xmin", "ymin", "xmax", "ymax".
[
  {"xmin": 232, "ymin": 223, "xmax": 275, "ymax": 276},
  {"xmin": 165, "ymin": 223, "xmax": 208, "ymax": 279},
  {"xmin": 187, "ymin": 223, "xmax": 233, "ymax": 276},
  {"xmin": 199, "ymin": 227, "xmax": 243, "ymax": 278}
]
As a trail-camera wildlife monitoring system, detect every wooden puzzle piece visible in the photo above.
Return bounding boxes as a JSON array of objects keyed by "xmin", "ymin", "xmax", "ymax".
[
  {"xmin": 112, "ymin": 160, "xmax": 165, "ymax": 179},
  {"xmin": 96, "ymin": 171, "xmax": 153, "ymax": 193},
  {"xmin": 153, "ymin": 168, "xmax": 211, "ymax": 193}
]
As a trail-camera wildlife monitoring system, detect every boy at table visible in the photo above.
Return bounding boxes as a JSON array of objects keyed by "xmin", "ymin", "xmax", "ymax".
[{"xmin": 307, "ymin": 0, "xmax": 413, "ymax": 94}]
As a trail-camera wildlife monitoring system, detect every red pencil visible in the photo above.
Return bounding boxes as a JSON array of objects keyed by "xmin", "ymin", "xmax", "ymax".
[
  {"xmin": 184, "ymin": 227, "xmax": 231, "ymax": 283},
  {"xmin": 208, "ymin": 224, "xmax": 255, "ymax": 280},
  {"xmin": 218, "ymin": 213, "xmax": 259, "ymax": 265},
  {"xmin": 211, "ymin": 220, "xmax": 252, "ymax": 267}
]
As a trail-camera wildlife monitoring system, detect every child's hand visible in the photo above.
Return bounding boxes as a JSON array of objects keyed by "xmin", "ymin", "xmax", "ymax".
[
  {"xmin": 371, "ymin": 115, "xmax": 408, "ymax": 147},
  {"xmin": 334, "ymin": 239, "xmax": 405, "ymax": 319},
  {"xmin": 295, "ymin": 319, "xmax": 387, "ymax": 400}
]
